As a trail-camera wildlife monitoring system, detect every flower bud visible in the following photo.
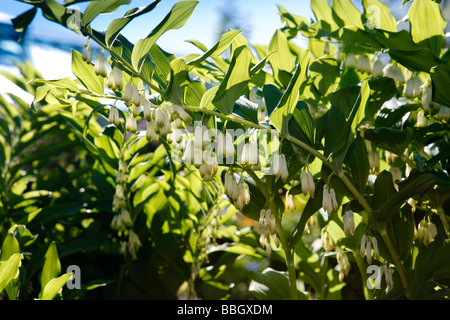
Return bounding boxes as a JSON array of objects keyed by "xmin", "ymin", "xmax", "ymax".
[
  {"xmin": 356, "ymin": 55, "xmax": 371, "ymax": 73},
  {"xmin": 360, "ymin": 235, "xmax": 367, "ymax": 258},
  {"xmin": 257, "ymin": 100, "xmax": 266, "ymax": 122},
  {"xmin": 132, "ymin": 85, "xmax": 140, "ymax": 106},
  {"xmin": 123, "ymin": 83, "xmax": 133, "ymax": 106},
  {"xmin": 416, "ymin": 110, "xmax": 428, "ymax": 127},
  {"xmin": 94, "ymin": 52, "xmax": 108, "ymax": 77},
  {"xmin": 125, "ymin": 114, "xmax": 137, "ymax": 133},
  {"xmin": 146, "ymin": 120, "xmax": 159, "ymax": 142},
  {"xmin": 108, "ymin": 107, "xmax": 120, "ymax": 126},
  {"xmin": 141, "ymin": 96, "xmax": 152, "ymax": 121},
  {"xmin": 217, "ymin": 132, "xmax": 235, "ymax": 160},
  {"xmin": 321, "ymin": 228, "xmax": 335, "ymax": 253},
  {"xmin": 372, "ymin": 58, "xmax": 383, "ymax": 78},
  {"xmin": 369, "ymin": 151, "xmax": 380, "ymax": 174},
  {"xmin": 385, "ymin": 63, "xmax": 404, "ymax": 84},
  {"xmin": 422, "ymin": 85, "xmax": 432, "ymax": 112},
  {"xmin": 390, "ymin": 167, "xmax": 402, "ymax": 191},
  {"xmin": 371, "ymin": 236, "xmax": 379, "ymax": 260},
  {"xmin": 345, "ymin": 53, "xmax": 357, "ymax": 69},
  {"xmin": 82, "ymin": 40, "xmax": 91, "ymax": 63},
  {"xmin": 285, "ymin": 192, "xmax": 295, "ymax": 212},
  {"xmin": 343, "ymin": 210, "xmax": 355, "ymax": 237},
  {"xmin": 107, "ymin": 67, "xmax": 123, "ymax": 91}
]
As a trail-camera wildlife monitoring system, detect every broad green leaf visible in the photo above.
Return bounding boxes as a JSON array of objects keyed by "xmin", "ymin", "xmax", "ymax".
[
  {"xmin": 311, "ymin": 0, "xmax": 339, "ymax": 30},
  {"xmin": 309, "ymin": 56, "xmax": 340, "ymax": 98},
  {"xmin": 187, "ymin": 30, "xmax": 242, "ymax": 67},
  {"xmin": 0, "ymin": 253, "xmax": 23, "ymax": 293},
  {"xmin": 332, "ymin": 0, "xmax": 364, "ymax": 29},
  {"xmin": 163, "ymin": 58, "xmax": 191, "ymax": 105},
  {"xmin": 430, "ymin": 62, "xmax": 450, "ymax": 106},
  {"xmin": 11, "ymin": 7, "xmax": 37, "ymax": 41},
  {"xmin": 362, "ymin": 0, "xmax": 397, "ymax": 32},
  {"xmin": 249, "ymin": 268, "xmax": 307, "ymax": 300},
  {"xmin": 39, "ymin": 242, "xmax": 61, "ymax": 297},
  {"xmin": 0, "ymin": 234, "xmax": 20, "ymax": 261},
  {"xmin": 363, "ymin": 127, "xmax": 414, "ymax": 156},
  {"xmin": 131, "ymin": 0, "xmax": 199, "ymax": 71},
  {"xmin": 41, "ymin": 0, "xmax": 66, "ymax": 25},
  {"xmin": 212, "ymin": 45, "xmax": 252, "ymax": 115},
  {"xmin": 200, "ymin": 86, "xmax": 219, "ymax": 111},
  {"xmin": 82, "ymin": 0, "xmax": 131, "ymax": 27},
  {"xmin": 105, "ymin": 0, "xmax": 161, "ymax": 47},
  {"xmin": 40, "ymin": 273, "xmax": 72, "ymax": 300},
  {"xmin": 269, "ymin": 49, "xmax": 310, "ymax": 135},
  {"xmin": 345, "ymin": 134, "xmax": 370, "ymax": 194},
  {"xmin": 415, "ymin": 240, "xmax": 450, "ymax": 281},
  {"xmin": 268, "ymin": 29, "xmax": 297, "ymax": 81},
  {"xmin": 71, "ymin": 49, "xmax": 104, "ymax": 94},
  {"xmin": 408, "ymin": 0, "xmax": 447, "ymax": 56}
]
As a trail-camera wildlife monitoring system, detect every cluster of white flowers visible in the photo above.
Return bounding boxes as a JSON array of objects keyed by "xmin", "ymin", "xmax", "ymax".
[
  {"xmin": 416, "ymin": 220, "xmax": 437, "ymax": 246},
  {"xmin": 336, "ymin": 249, "xmax": 351, "ymax": 282},
  {"xmin": 284, "ymin": 191, "xmax": 296, "ymax": 212},
  {"xmin": 272, "ymin": 153, "xmax": 289, "ymax": 182},
  {"xmin": 360, "ymin": 235, "xmax": 380, "ymax": 264},
  {"xmin": 321, "ymin": 227, "xmax": 335, "ymax": 253},
  {"xmin": 300, "ymin": 171, "xmax": 315, "ymax": 198},
  {"xmin": 322, "ymin": 185, "xmax": 338, "ymax": 216},
  {"xmin": 224, "ymin": 170, "xmax": 250, "ymax": 211},
  {"xmin": 258, "ymin": 208, "xmax": 279, "ymax": 256}
]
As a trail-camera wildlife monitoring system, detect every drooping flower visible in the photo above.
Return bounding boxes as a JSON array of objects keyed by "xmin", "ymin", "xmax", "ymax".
[
  {"xmin": 94, "ymin": 52, "xmax": 108, "ymax": 77},
  {"xmin": 345, "ymin": 53, "xmax": 357, "ymax": 69},
  {"xmin": 82, "ymin": 40, "xmax": 91, "ymax": 63},
  {"xmin": 343, "ymin": 210, "xmax": 355, "ymax": 237},
  {"xmin": 356, "ymin": 55, "xmax": 371, "ymax": 73},
  {"xmin": 371, "ymin": 58, "xmax": 384, "ymax": 78},
  {"xmin": 107, "ymin": 67, "xmax": 123, "ymax": 91}
]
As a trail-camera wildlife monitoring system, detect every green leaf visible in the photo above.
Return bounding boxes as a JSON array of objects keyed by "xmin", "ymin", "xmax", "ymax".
[
  {"xmin": 249, "ymin": 268, "xmax": 307, "ymax": 300},
  {"xmin": 362, "ymin": 0, "xmax": 397, "ymax": 32},
  {"xmin": 39, "ymin": 242, "xmax": 61, "ymax": 298},
  {"xmin": 71, "ymin": 49, "xmax": 104, "ymax": 94},
  {"xmin": 415, "ymin": 240, "xmax": 450, "ymax": 282},
  {"xmin": 11, "ymin": 7, "xmax": 37, "ymax": 41},
  {"xmin": 212, "ymin": 45, "xmax": 253, "ymax": 115},
  {"xmin": 131, "ymin": 0, "xmax": 199, "ymax": 71},
  {"xmin": 332, "ymin": 0, "xmax": 364, "ymax": 29},
  {"xmin": 187, "ymin": 29, "xmax": 242, "ymax": 67},
  {"xmin": 345, "ymin": 134, "xmax": 370, "ymax": 194},
  {"xmin": 268, "ymin": 29, "xmax": 297, "ymax": 81},
  {"xmin": 408, "ymin": 0, "xmax": 447, "ymax": 56},
  {"xmin": 0, "ymin": 253, "xmax": 23, "ymax": 293},
  {"xmin": 269, "ymin": 49, "xmax": 310, "ymax": 135},
  {"xmin": 105, "ymin": 0, "xmax": 161, "ymax": 47},
  {"xmin": 311, "ymin": 0, "xmax": 339, "ymax": 30},
  {"xmin": 163, "ymin": 58, "xmax": 191, "ymax": 105},
  {"xmin": 309, "ymin": 56, "xmax": 340, "ymax": 98},
  {"xmin": 0, "ymin": 234, "xmax": 20, "ymax": 262},
  {"xmin": 40, "ymin": 273, "xmax": 73, "ymax": 300},
  {"xmin": 363, "ymin": 127, "xmax": 414, "ymax": 156},
  {"xmin": 82, "ymin": 0, "xmax": 131, "ymax": 27}
]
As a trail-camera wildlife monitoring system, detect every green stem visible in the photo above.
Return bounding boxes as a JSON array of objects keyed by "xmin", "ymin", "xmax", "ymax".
[
  {"xmin": 437, "ymin": 206, "xmax": 450, "ymax": 238},
  {"xmin": 245, "ymin": 169, "xmax": 298, "ymax": 300},
  {"xmin": 380, "ymin": 227, "xmax": 409, "ymax": 288},
  {"xmin": 353, "ymin": 250, "xmax": 373, "ymax": 300}
]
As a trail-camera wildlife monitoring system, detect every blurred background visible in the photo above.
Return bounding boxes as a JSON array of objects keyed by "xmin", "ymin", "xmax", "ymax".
[{"xmin": 0, "ymin": 0, "xmax": 449, "ymax": 100}]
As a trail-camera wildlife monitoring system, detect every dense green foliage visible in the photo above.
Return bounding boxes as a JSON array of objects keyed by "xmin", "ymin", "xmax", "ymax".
[{"xmin": 1, "ymin": 0, "xmax": 449, "ymax": 300}]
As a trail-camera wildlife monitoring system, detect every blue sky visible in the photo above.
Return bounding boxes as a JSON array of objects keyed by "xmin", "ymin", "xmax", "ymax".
[{"xmin": 0, "ymin": 0, "xmax": 314, "ymax": 55}]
